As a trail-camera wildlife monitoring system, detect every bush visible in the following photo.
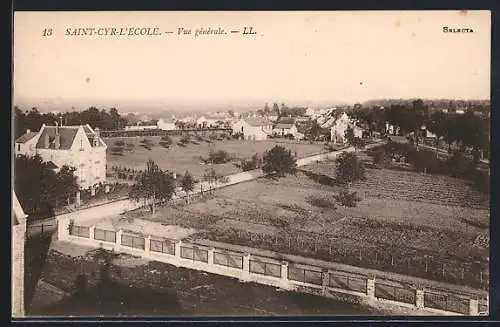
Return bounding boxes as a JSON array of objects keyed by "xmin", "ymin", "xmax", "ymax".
[
  {"xmin": 269, "ymin": 216, "xmax": 290, "ymax": 229},
  {"xmin": 334, "ymin": 189, "xmax": 361, "ymax": 207},
  {"xmin": 240, "ymin": 153, "xmax": 262, "ymax": 171},
  {"xmin": 160, "ymin": 135, "xmax": 173, "ymax": 145},
  {"xmin": 109, "ymin": 146, "xmax": 124, "ymax": 153},
  {"xmin": 471, "ymin": 169, "xmax": 490, "ymax": 193},
  {"xmin": 373, "ymin": 149, "xmax": 390, "ymax": 169},
  {"xmin": 72, "ymin": 274, "xmax": 88, "ymax": 296},
  {"xmin": 443, "ymin": 152, "xmax": 475, "ymax": 178},
  {"xmin": 307, "ymin": 196, "xmax": 337, "ymax": 210},
  {"xmin": 180, "ymin": 134, "xmax": 191, "ymax": 144},
  {"xmin": 408, "ymin": 149, "xmax": 440, "ymax": 173},
  {"xmin": 208, "ymin": 149, "xmax": 231, "ymax": 164}
]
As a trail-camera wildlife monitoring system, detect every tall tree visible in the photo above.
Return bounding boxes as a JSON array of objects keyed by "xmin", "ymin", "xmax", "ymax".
[
  {"xmin": 56, "ymin": 165, "xmax": 79, "ymax": 206},
  {"xmin": 14, "ymin": 154, "xmax": 78, "ymax": 220},
  {"xmin": 272, "ymin": 103, "xmax": 280, "ymax": 116},
  {"xmin": 335, "ymin": 152, "xmax": 366, "ymax": 186},
  {"xmin": 180, "ymin": 170, "xmax": 195, "ymax": 203},
  {"xmin": 262, "ymin": 145, "xmax": 297, "ymax": 178},
  {"xmin": 129, "ymin": 160, "xmax": 175, "ymax": 215},
  {"xmin": 426, "ymin": 111, "xmax": 447, "ymax": 157},
  {"xmin": 264, "ymin": 103, "xmax": 271, "ymax": 115}
]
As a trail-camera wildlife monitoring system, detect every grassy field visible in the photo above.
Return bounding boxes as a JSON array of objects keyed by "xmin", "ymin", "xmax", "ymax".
[
  {"xmin": 128, "ymin": 150, "xmax": 489, "ymax": 289},
  {"xmin": 104, "ymin": 136, "xmax": 326, "ymax": 179}
]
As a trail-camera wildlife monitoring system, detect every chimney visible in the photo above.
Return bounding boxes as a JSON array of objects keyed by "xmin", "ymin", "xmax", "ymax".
[
  {"xmin": 93, "ymin": 127, "xmax": 100, "ymax": 147},
  {"xmin": 54, "ymin": 122, "xmax": 60, "ymax": 149},
  {"xmin": 26, "ymin": 129, "xmax": 30, "ymax": 134}
]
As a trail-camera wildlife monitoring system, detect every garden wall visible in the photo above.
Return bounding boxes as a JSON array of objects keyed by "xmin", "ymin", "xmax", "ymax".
[{"xmin": 57, "ymin": 217, "xmax": 487, "ymax": 316}]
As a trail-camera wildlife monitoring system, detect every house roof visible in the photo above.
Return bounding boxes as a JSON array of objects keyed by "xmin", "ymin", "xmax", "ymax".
[
  {"xmin": 15, "ymin": 132, "xmax": 38, "ymax": 144},
  {"xmin": 35, "ymin": 126, "xmax": 79, "ymax": 150},
  {"xmin": 46, "ymin": 161, "xmax": 59, "ymax": 169},
  {"xmin": 244, "ymin": 118, "xmax": 273, "ymax": 127},
  {"xmin": 275, "ymin": 123, "xmax": 295, "ymax": 129}
]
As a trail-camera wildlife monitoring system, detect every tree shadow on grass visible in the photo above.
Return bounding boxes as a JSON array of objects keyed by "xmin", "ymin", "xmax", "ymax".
[
  {"xmin": 25, "ymin": 233, "xmax": 54, "ymax": 313},
  {"xmin": 34, "ymin": 279, "xmax": 184, "ymax": 317}
]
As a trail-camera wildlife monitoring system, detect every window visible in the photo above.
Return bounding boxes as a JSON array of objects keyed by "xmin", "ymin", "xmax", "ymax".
[{"xmin": 17, "ymin": 144, "xmax": 21, "ymax": 151}]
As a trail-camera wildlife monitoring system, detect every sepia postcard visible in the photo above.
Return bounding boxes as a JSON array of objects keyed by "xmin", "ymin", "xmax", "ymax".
[{"xmin": 12, "ymin": 10, "xmax": 491, "ymax": 318}]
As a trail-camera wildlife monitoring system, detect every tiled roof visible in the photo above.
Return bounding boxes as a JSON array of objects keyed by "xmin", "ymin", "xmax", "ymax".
[
  {"xmin": 15, "ymin": 132, "xmax": 38, "ymax": 144},
  {"xmin": 35, "ymin": 126, "xmax": 79, "ymax": 150},
  {"xmin": 244, "ymin": 118, "xmax": 272, "ymax": 127},
  {"xmin": 46, "ymin": 161, "xmax": 59, "ymax": 169},
  {"xmin": 275, "ymin": 123, "xmax": 295, "ymax": 129}
]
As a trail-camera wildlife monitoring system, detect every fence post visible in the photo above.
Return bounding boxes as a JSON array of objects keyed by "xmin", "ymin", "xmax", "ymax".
[
  {"xmin": 208, "ymin": 247, "xmax": 215, "ymax": 266},
  {"xmin": 469, "ymin": 299, "xmax": 479, "ymax": 316},
  {"xmin": 415, "ymin": 289, "xmax": 425, "ymax": 309},
  {"xmin": 76, "ymin": 190, "xmax": 81, "ymax": 207},
  {"xmin": 366, "ymin": 278, "xmax": 376, "ymax": 299},
  {"xmin": 145, "ymin": 235, "xmax": 151, "ymax": 254}
]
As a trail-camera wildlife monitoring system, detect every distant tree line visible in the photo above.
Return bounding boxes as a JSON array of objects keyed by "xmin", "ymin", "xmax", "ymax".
[
  {"xmin": 14, "ymin": 106, "xmax": 128, "ymax": 137},
  {"xmin": 352, "ymin": 99, "xmax": 490, "ymax": 159}
]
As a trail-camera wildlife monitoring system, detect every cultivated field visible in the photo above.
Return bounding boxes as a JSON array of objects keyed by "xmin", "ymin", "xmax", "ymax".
[
  {"xmin": 128, "ymin": 150, "xmax": 489, "ymax": 289},
  {"xmin": 104, "ymin": 136, "xmax": 326, "ymax": 179}
]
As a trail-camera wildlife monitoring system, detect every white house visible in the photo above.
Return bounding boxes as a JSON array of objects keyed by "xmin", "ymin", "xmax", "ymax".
[
  {"xmin": 157, "ymin": 117, "xmax": 177, "ymax": 131},
  {"xmin": 196, "ymin": 114, "xmax": 230, "ymax": 128},
  {"xmin": 12, "ymin": 191, "xmax": 27, "ymax": 317},
  {"xmin": 329, "ymin": 112, "xmax": 363, "ymax": 144},
  {"xmin": 273, "ymin": 118, "xmax": 305, "ymax": 139},
  {"xmin": 385, "ymin": 122, "xmax": 401, "ymax": 136},
  {"xmin": 305, "ymin": 108, "xmax": 316, "ymax": 117},
  {"xmin": 232, "ymin": 118, "xmax": 273, "ymax": 141},
  {"xmin": 15, "ymin": 124, "xmax": 107, "ymax": 191}
]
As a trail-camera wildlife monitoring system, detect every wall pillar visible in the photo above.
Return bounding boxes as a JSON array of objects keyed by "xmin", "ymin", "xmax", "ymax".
[
  {"xmin": 280, "ymin": 261, "xmax": 288, "ymax": 281},
  {"xmin": 469, "ymin": 299, "xmax": 479, "ymax": 316},
  {"xmin": 175, "ymin": 240, "xmax": 182, "ymax": 258},
  {"xmin": 416, "ymin": 289, "xmax": 425, "ymax": 309},
  {"xmin": 57, "ymin": 218, "xmax": 69, "ymax": 241},
  {"xmin": 240, "ymin": 253, "xmax": 251, "ymax": 281},
  {"xmin": 321, "ymin": 269, "xmax": 329, "ymax": 296},
  {"xmin": 115, "ymin": 230, "xmax": 123, "ymax": 251},
  {"xmin": 366, "ymin": 278, "xmax": 376, "ymax": 299},
  {"xmin": 89, "ymin": 225, "xmax": 95, "ymax": 241},
  {"xmin": 208, "ymin": 247, "xmax": 215, "ymax": 266},
  {"xmin": 145, "ymin": 235, "xmax": 151, "ymax": 254}
]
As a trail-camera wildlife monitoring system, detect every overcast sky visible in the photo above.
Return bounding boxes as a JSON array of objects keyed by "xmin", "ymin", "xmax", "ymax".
[{"xmin": 13, "ymin": 11, "xmax": 490, "ymax": 111}]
